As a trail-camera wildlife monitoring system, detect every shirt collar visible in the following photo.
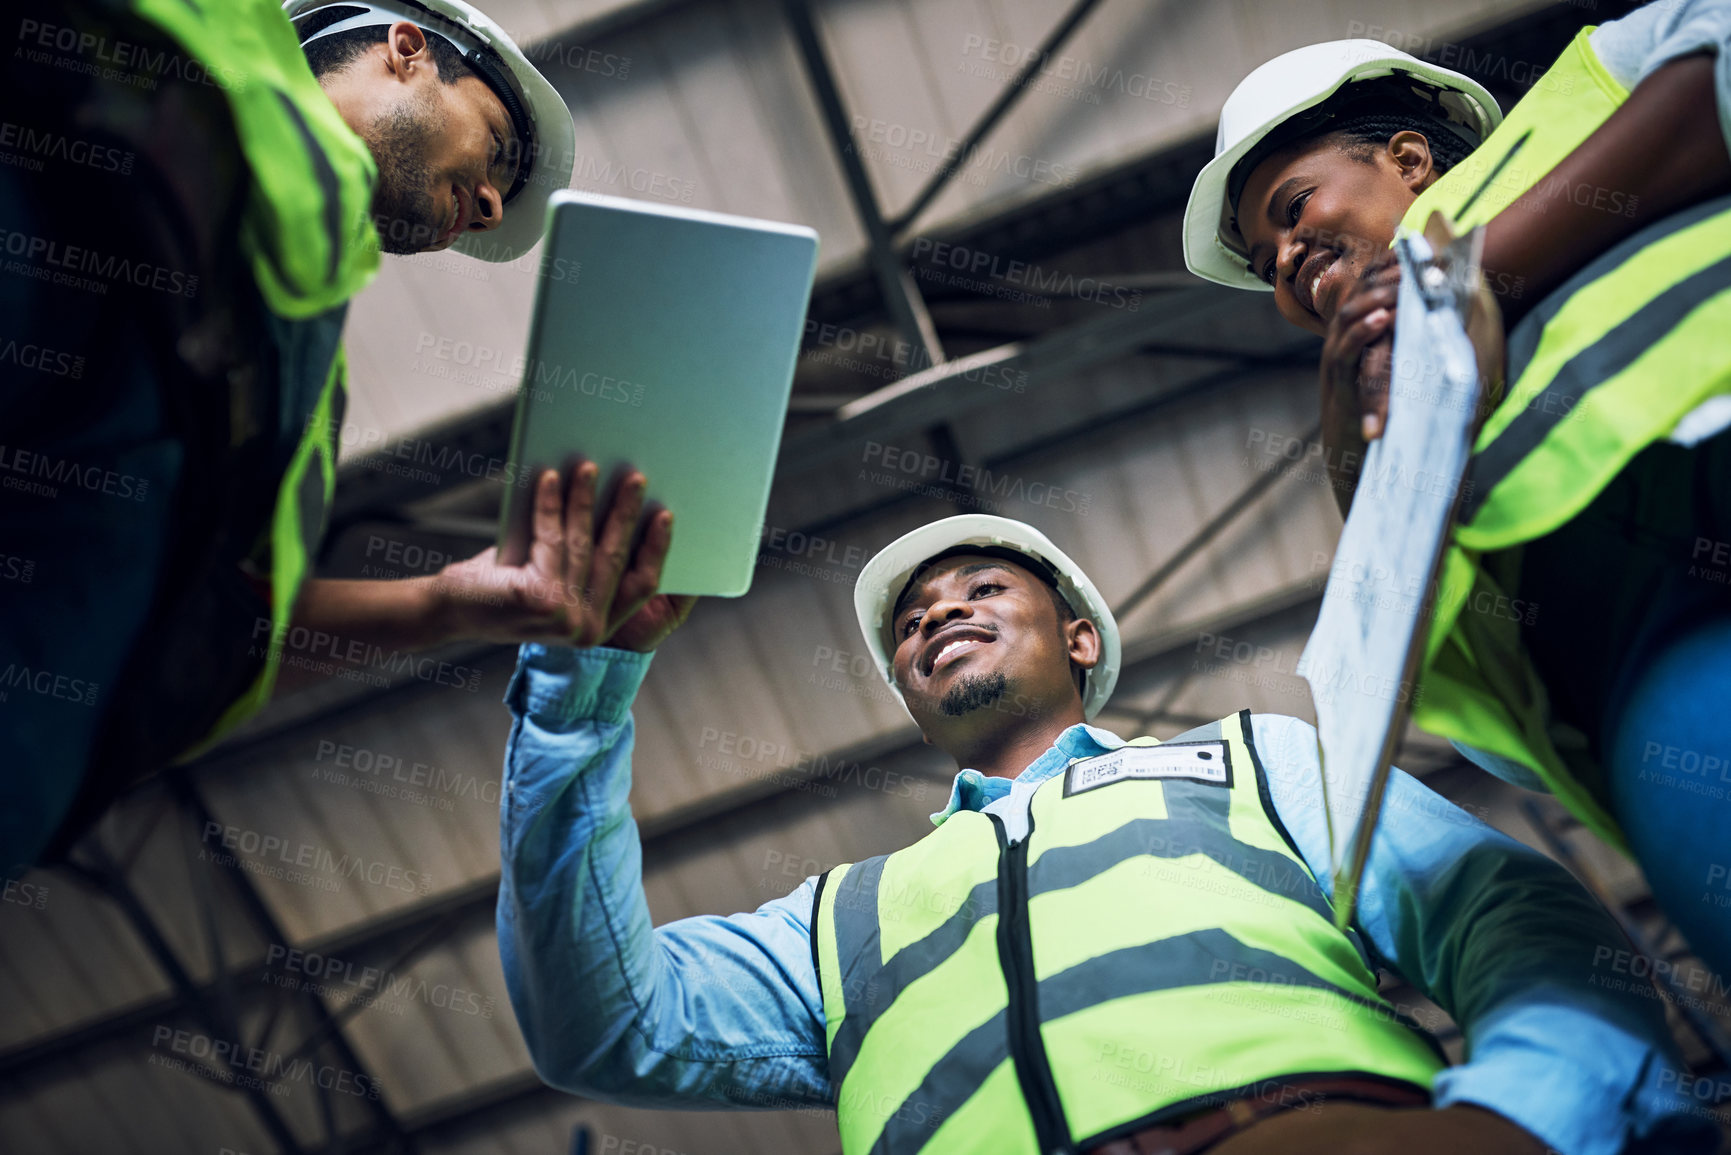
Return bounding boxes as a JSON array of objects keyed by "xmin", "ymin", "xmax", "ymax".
[{"xmin": 929, "ymin": 723, "xmax": 1125, "ymax": 826}]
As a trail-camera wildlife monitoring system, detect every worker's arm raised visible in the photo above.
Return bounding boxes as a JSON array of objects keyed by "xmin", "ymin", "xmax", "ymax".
[
  {"xmin": 1253, "ymin": 714, "xmax": 1718, "ymax": 1155},
  {"xmin": 496, "ymin": 642, "xmax": 832, "ymax": 1108},
  {"xmin": 490, "ymin": 468, "xmax": 829, "ymax": 1107}
]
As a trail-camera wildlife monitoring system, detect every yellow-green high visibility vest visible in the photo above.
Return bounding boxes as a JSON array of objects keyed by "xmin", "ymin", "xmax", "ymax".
[
  {"xmin": 123, "ymin": 0, "xmax": 382, "ymax": 753},
  {"xmin": 131, "ymin": 0, "xmax": 381, "ymax": 319},
  {"xmin": 1398, "ymin": 28, "xmax": 1731, "ymax": 848},
  {"xmin": 191, "ymin": 335, "xmax": 349, "ymax": 755},
  {"xmin": 813, "ymin": 712, "xmax": 1445, "ymax": 1155}
]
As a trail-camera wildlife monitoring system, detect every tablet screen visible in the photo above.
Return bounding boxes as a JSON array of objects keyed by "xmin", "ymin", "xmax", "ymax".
[{"xmin": 497, "ymin": 191, "xmax": 819, "ymax": 596}]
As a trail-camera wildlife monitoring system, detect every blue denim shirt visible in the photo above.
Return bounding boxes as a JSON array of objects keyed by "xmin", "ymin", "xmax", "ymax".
[{"xmin": 497, "ymin": 644, "xmax": 1715, "ymax": 1154}]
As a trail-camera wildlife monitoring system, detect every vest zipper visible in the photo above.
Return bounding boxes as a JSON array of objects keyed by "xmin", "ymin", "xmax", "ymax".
[{"xmin": 989, "ymin": 813, "xmax": 1073, "ymax": 1155}]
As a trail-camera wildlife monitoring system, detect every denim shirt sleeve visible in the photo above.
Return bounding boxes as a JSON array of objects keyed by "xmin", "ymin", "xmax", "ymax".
[
  {"xmin": 1252, "ymin": 713, "xmax": 1716, "ymax": 1155},
  {"xmin": 497, "ymin": 643, "xmax": 831, "ymax": 1110}
]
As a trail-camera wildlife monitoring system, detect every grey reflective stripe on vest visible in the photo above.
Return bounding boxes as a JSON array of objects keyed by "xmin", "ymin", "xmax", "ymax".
[
  {"xmin": 1027, "ymin": 781, "xmax": 1335, "ymax": 927},
  {"xmin": 829, "ymin": 727, "xmax": 1317, "ymax": 1085},
  {"xmin": 273, "ymin": 89, "xmax": 344, "ymax": 284},
  {"xmin": 1162, "ymin": 714, "xmax": 1371, "ymax": 969},
  {"xmin": 1035, "ymin": 926, "xmax": 1414, "ymax": 1027},
  {"xmin": 829, "ymin": 853, "xmax": 888, "ymax": 1079},
  {"xmin": 828, "ymin": 871, "xmax": 999, "ymax": 1086},
  {"xmin": 1452, "ymin": 129, "xmax": 1533, "ymax": 224},
  {"xmin": 1502, "ymin": 193, "xmax": 1731, "ymax": 385},
  {"xmin": 830, "ymin": 796, "xmax": 1334, "ymax": 1083},
  {"xmin": 266, "ymin": 305, "xmax": 349, "ymax": 444},
  {"xmin": 1460, "ymin": 193, "xmax": 1731, "ymax": 523},
  {"xmin": 294, "ymin": 444, "xmax": 328, "ymax": 548},
  {"xmin": 1165, "ymin": 720, "xmax": 1223, "ymax": 743},
  {"xmin": 864, "ymin": 928, "xmax": 1419, "ymax": 1155},
  {"xmin": 866, "ymin": 998, "xmax": 1009, "ymax": 1155},
  {"xmin": 831, "ymin": 720, "xmax": 1360, "ymax": 1087}
]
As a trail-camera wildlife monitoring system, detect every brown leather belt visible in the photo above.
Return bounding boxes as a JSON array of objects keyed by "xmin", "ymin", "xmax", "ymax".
[{"xmin": 1085, "ymin": 1075, "xmax": 1431, "ymax": 1155}]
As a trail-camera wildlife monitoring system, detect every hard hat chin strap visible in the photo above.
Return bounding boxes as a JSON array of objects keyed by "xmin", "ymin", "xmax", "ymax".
[{"xmin": 455, "ymin": 46, "xmax": 533, "ymax": 203}]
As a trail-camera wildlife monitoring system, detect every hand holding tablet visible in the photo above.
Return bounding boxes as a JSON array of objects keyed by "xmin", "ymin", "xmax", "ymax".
[
  {"xmin": 443, "ymin": 463, "xmax": 696, "ymax": 651},
  {"xmin": 497, "ymin": 191, "xmax": 820, "ymax": 597}
]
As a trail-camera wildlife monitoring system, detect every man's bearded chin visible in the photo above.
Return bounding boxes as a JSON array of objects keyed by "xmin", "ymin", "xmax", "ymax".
[
  {"xmin": 939, "ymin": 672, "xmax": 1009, "ymax": 717},
  {"xmin": 365, "ymin": 100, "xmax": 445, "ymax": 254}
]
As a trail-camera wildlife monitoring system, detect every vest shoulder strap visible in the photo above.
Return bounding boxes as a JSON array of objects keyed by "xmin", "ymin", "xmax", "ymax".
[
  {"xmin": 128, "ymin": 0, "xmax": 380, "ymax": 317},
  {"xmin": 1404, "ymin": 28, "xmax": 1627, "ymax": 234}
]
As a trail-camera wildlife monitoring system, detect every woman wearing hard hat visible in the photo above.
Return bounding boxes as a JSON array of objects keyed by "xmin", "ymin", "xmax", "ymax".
[{"xmin": 1184, "ymin": 2, "xmax": 1731, "ymax": 978}]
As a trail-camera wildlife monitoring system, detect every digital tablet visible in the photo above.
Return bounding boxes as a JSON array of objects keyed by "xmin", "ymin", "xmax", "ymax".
[{"xmin": 496, "ymin": 191, "xmax": 819, "ymax": 596}]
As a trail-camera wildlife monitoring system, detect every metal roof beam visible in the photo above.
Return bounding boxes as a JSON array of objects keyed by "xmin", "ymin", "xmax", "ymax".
[
  {"xmin": 773, "ymin": 283, "xmax": 1242, "ymax": 478},
  {"xmin": 317, "ymin": 0, "xmax": 1638, "ymax": 537},
  {"xmin": 782, "ymin": 0, "xmax": 945, "ymax": 366},
  {"xmin": 1112, "ymin": 421, "xmax": 1321, "ymax": 623},
  {"xmin": 885, "ymin": 0, "xmax": 1105, "ymax": 235},
  {"xmin": 61, "ymin": 848, "xmax": 312, "ymax": 1155}
]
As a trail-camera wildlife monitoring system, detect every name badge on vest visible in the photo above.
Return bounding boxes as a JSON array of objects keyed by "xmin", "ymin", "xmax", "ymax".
[{"xmin": 1064, "ymin": 741, "xmax": 1232, "ymax": 796}]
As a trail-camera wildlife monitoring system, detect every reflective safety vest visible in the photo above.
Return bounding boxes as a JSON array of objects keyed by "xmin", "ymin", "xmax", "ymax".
[
  {"xmin": 125, "ymin": 0, "xmax": 381, "ymax": 754},
  {"xmin": 812, "ymin": 713, "xmax": 1445, "ymax": 1155},
  {"xmin": 132, "ymin": 0, "xmax": 381, "ymax": 320},
  {"xmin": 1398, "ymin": 28, "xmax": 1731, "ymax": 848}
]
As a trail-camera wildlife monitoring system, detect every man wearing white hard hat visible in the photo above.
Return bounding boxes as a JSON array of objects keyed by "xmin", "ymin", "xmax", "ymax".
[
  {"xmin": 1183, "ymin": 3, "xmax": 1731, "ymax": 981},
  {"xmin": 495, "ymin": 513, "xmax": 1710, "ymax": 1154},
  {"xmin": 0, "ymin": 0, "xmax": 599, "ymax": 872},
  {"xmin": 288, "ymin": 0, "xmax": 577, "ymax": 258}
]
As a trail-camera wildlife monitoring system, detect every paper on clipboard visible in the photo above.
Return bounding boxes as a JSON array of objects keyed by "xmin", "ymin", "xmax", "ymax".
[{"xmin": 1297, "ymin": 214, "xmax": 1500, "ymax": 929}]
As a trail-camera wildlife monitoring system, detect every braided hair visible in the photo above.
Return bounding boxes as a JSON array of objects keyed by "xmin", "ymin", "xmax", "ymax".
[
  {"xmin": 1226, "ymin": 77, "xmax": 1484, "ymax": 216},
  {"xmin": 1323, "ymin": 111, "xmax": 1473, "ymax": 174}
]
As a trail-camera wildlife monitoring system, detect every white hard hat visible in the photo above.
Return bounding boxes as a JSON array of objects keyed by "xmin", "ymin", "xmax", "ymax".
[
  {"xmin": 1183, "ymin": 40, "xmax": 1500, "ymax": 290},
  {"xmin": 854, "ymin": 515, "xmax": 1122, "ymax": 720},
  {"xmin": 285, "ymin": 0, "xmax": 576, "ymax": 262}
]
